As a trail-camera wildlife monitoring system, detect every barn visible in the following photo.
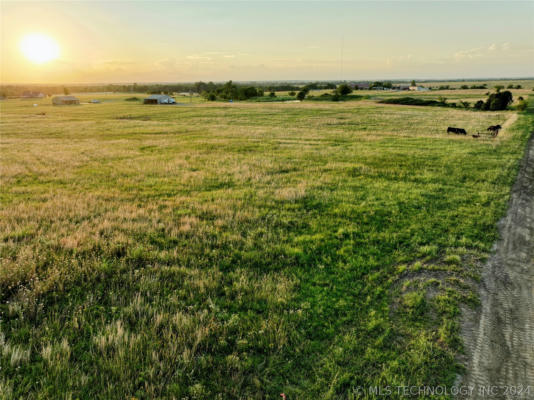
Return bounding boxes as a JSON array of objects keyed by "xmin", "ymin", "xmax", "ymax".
[
  {"xmin": 143, "ymin": 94, "xmax": 176, "ymax": 104},
  {"xmin": 52, "ymin": 95, "xmax": 80, "ymax": 105}
]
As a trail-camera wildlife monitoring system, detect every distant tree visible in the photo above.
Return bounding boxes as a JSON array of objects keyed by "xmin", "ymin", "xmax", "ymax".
[
  {"xmin": 474, "ymin": 100, "xmax": 484, "ymax": 110},
  {"xmin": 289, "ymin": 91, "xmax": 296, "ymax": 96},
  {"xmin": 460, "ymin": 101, "xmax": 470, "ymax": 109},
  {"xmin": 269, "ymin": 91, "xmax": 276, "ymax": 97},
  {"xmin": 296, "ymin": 90, "xmax": 306, "ymax": 101},
  {"xmin": 507, "ymin": 84, "xmax": 514, "ymax": 89},
  {"xmin": 238, "ymin": 86, "xmax": 259, "ymax": 100},
  {"xmin": 336, "ymin": 83, "xmax": 352, "ymax": 96},
  {"xmin": 516, "ymin": 85, "xmax": 522, "ymax": 89},
  {"xmin": 484, "ymin": 90, "xmax": 513, "ymax": 110},
  {"xmin": 411, "ymin": 80, "xmax": 416, "ymax": 86},
  {"xmin": 461, "ymin": 85, "xmax": 469, "ymax": 89},
  {"xmin": 383, "ymin": 81, "xmax": 393, "ymax": 89},
  {"xmin": 438, "ymin": 96, "xmax": 447, "ymax": 104},
  {"xmin": 494, "ymin": 85, "xmax": 504, "ymax": 92},
  {"xmin": 63, "ymin": 87, "xmax": 70, "ymax": 95},
  {"xmin": 331, "ymin": 93, "xmax": 341, "ymax": 102}
]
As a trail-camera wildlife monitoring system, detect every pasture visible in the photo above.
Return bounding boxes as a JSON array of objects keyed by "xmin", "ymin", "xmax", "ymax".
[{"xmin": 1, "ymin": 94, "xmax": 533, "ymax": 399}]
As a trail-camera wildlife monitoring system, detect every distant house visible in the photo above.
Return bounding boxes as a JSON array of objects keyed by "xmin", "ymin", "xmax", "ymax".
[
  {"xmin": 22, "ymin": 91, "xmax": 45, "ymax": 98},
  {"xmin": 52, "ymin": 95, "xmax": 80, "ymax": 105},
  {"xmin": 396, "ymin": 84, "xmax": 411, "ymax": 91},
  {"xmin": 143, "ymin": 94, "xmax": 176, "ymax": 104},
  {"xmin": 356, "ymin": 83, "xmax": 370, "ymax": 90},
  {"xmin": 409, "ymin": 86, "xmax": 429, "ymax": 92}
]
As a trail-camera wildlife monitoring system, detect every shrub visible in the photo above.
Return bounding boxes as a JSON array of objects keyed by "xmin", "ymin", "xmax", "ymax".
[
  {"xmin": 461, "ymin": 85, "xmax": 468, "ymax": 89},
  {"xmin": 460, "ymin": 101, "xmax": 470, "ymax": 109},
  {"xmin": 269, "ymin": 92, "xmax": 276, "ymax": 98},
  {"xmin": 516, "ymin": 100, "xmax": 528, "ymax": 111},
  {"xmin": 289, "ymin": 91, "xmax": 296, "ymax": 96},
  {"xmin": 336, "ymin": 84, "xmax": 352, "ymax": 96},
  {"xmin": 483, "ymin": 90, "xmax": 513, "ymax": 111},
  {"xmin": 474, "ymin": 100, "xmax": 484, "ymax": 110},
  {"xmin": 296, "ymin": 91, "xmax": 306, "ymax": 101},
  {"xmin": 331, "ymin": 93, "xmax": 341, "ymax": 102}
]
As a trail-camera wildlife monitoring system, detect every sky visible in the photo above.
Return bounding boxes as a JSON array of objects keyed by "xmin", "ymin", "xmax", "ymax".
[{"xmin": 1, "ymin": 1, "xmax": 533, "ymax": 84}]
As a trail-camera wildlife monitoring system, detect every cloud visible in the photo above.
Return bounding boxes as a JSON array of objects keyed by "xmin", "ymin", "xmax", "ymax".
[
  {"xmin": 453, "ymin": 42, "xmax": 518, "ymax": 61},
  {"xmin": 186, "ymin": 55, "xmax": 212, "ymax": 61}
]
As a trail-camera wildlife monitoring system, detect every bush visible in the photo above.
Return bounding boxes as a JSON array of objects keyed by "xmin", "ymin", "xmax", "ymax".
[
  {"xmin": 269, "ymin": 92, "xmax": 276, "ymax": 98},
  {"xmin": 460, "ymin": 101, "xmax": 470, "ymax": 109},
  {"xmin": 289, "ymin": 91, "xmax": 296, "ymax": 96},
  {"xmin": 125, "ymin": 97, "xmax": 140, "ymax": 101},
  {"xmin": 336, "ymin": 84, "xmax": 352, "ymax": 96},
  {"xmin": 483, "ymin": 90, "xmax": 513, "ymax": 111},
  {"xmin": 296, "ymin": 91, "xmax": 306, "ymax": 101},
  {"xmin": 516, "ymin": 100, "xmax": 528, "ymax": 111},
  {"xmin": 461, "ymin": 85, "xmax": 468, "ymax": 89},
  {"xmin": 474, "ymin": 100, "xmax": 484, "ymax": 110},
  {"xmin": 331, "ymin": 93, "xmax": 341, "ymax": 102}
]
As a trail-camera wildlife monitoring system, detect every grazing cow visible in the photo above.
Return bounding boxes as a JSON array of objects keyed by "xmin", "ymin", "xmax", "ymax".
[
  {"xmin": 487, "ymin": 124, "xmax": 502, "ymax": 137},
  {"xmin": 447, "ymin": 127, "xmax": 467, "ymax": 135}
]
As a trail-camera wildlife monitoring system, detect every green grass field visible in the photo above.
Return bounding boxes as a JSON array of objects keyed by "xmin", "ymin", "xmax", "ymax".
[{"xmin": 1, "ymin": 93, "xmax": 533, "ymax": 399}]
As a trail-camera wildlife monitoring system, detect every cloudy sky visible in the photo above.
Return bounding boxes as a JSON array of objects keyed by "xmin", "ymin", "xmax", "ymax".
[{"xmin": 1, "ymin": 1, "xmax": 533, "ymax": 83}]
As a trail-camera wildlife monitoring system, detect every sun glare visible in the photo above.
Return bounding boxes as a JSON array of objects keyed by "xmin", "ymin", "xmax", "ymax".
[{"xmin": 20, "ymin": 33, "xmax": 60, "ymax": 64}]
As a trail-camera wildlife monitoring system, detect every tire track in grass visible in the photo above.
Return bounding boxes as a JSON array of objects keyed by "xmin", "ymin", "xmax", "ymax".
[{"xmin": 459, "ymin": 129, "xmax": 534, "ymax": 399}]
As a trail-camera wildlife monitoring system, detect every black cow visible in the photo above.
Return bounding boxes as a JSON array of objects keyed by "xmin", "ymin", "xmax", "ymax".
[
  {"xmin": 487, "ymin": 125, "xmax": 502, "ymax": 137},
  {"xmin": 447, "ymin": 127, "xmax": 467, "ymax": 135}
]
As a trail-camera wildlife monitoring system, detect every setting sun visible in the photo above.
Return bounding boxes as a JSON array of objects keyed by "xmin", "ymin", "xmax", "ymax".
[{"xmin": 19, "ymin": 33, "xmax": 59, "ymax": 64}]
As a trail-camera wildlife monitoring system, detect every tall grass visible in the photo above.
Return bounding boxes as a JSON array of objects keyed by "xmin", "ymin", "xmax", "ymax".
[{"xmin": 1, "ymin": 95, "xmax": 532, "ymax": 398}]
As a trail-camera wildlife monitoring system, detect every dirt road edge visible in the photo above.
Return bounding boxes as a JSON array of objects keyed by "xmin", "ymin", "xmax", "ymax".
[{"xmin": 457, "ymin": 128, "xmax": 534, "ymax": 399}]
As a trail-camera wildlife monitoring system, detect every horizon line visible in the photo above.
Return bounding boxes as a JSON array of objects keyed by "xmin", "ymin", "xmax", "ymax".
[{"xmin": 2, "ymin": 76, "xmax": 534, "ymax": 86}]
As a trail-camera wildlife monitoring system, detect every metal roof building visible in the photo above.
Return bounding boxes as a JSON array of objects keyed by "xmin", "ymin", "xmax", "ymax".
[{"xmin": 143, "ymin": 94, "xmax": 176, "ymax": 104}]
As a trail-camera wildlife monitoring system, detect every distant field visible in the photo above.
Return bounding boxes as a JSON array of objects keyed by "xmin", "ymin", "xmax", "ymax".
[{"xmin": 1, "ymin": 94, "xmax": 533, "ymax": 399}]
